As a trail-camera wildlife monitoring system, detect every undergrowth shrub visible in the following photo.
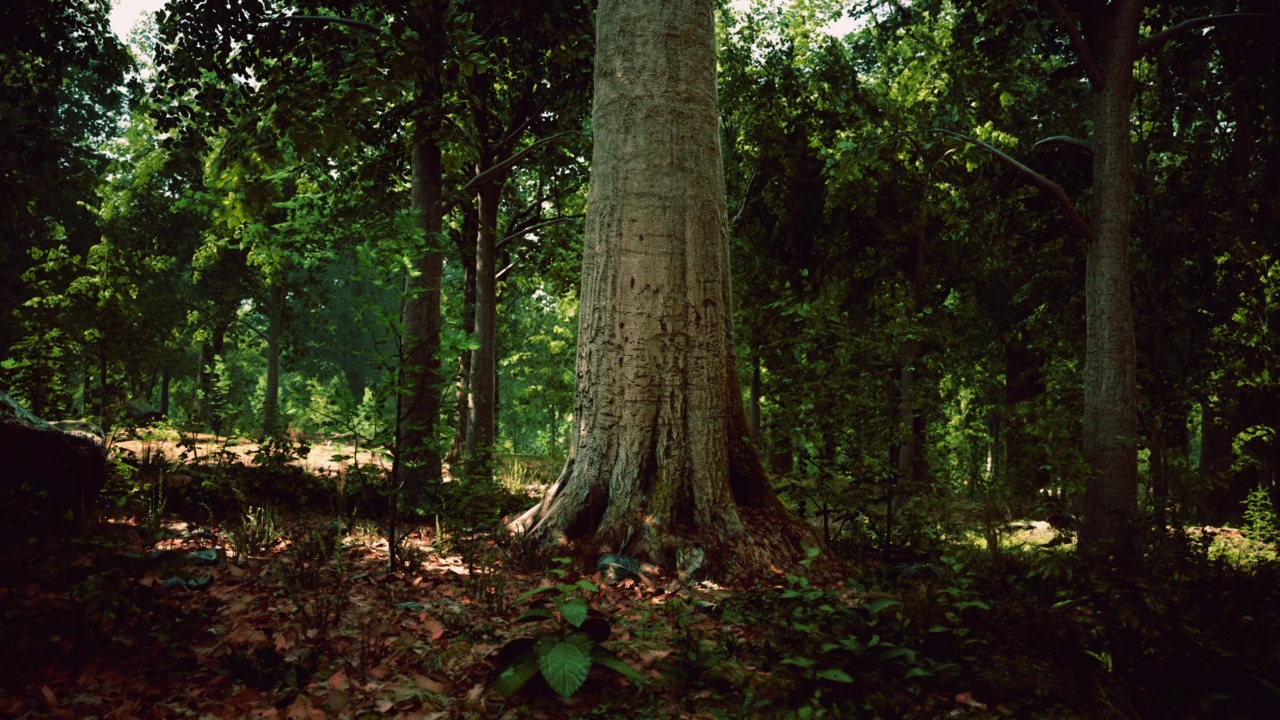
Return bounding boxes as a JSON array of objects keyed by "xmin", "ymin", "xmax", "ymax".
[
  {"xmin": 226, "ymin": 505, "xmax": 282, "ymax": 558},
  {"xmin": 495, "ymin": 558, "xmax": 644, "ymax": 698}
]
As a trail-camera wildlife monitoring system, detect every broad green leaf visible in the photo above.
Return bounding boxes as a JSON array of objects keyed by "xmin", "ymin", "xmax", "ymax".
[
  {"xmin": 516, "ymin": 585, "xmax": 558, "ymax": 602},
  {"xmin": 538, "ymin": 637, "xmax": 591, "ymax": 697},
  {"xmin": 816, "ymin": 668, "xmax": 853, "ymax": 683},
  {"xmin": 864, "ymin": 597, "xmax": 902, "ymax": 615},
  {"xmin": 557, "ymin": 597, "xmax": 589, "ymax": 628},
  {"xmin": 515, "ymin": 607, "xmax": 556, "ymax": 623}
]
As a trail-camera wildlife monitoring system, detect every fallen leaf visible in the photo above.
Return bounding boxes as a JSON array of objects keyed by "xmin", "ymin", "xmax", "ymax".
[
  {"xmin": 369, "ymin": 665, "xmax": 390, "ymax": 679},
  {"xmin": 324, "ymin": 690, "xmax": 349, "ymax": 714},
  {"xmin": 285, "ymin": 696, "xmax": 311, "ymax": 720},
  {"xmin": 424, "ymin": 618, "xmax": 444, "ymax": 640},
  {"xmin": 408, "ymin": 672, "xmax": 450, "ymax": 694},
  {"xmin": 40, "ymin": 685, "xmax": 56, "ymax": 710},
  {"xmin": 328, "ymin": 670, "xmax": 349, "ymax": 690}
]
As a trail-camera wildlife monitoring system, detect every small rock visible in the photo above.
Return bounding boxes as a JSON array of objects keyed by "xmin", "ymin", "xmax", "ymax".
[
  {"xmin": 163, "ymin": 575, "xmax": 213, "ymax": 590},
  {"xmin": 186, "ymin": 549, "xmax": 223, "ymax": 566},
  {"xmin": 598, "ymin": 554, "xmax": 642, "ymax": 583}
]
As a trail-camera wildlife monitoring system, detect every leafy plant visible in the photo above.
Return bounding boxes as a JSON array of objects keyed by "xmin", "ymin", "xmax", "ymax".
[
  {"xmin": 226, "ymin": 505, "xmax": 282, "ymax": 558},
  {"xmin": 1243, "ymin": 485, "xmax": 1279, "ymax": 545},
  {"xmin": 276, "ymin": 525, "xmax": 350, "ymax": 641},
  {"xmin": 494, "ymin": 558, "xmax": 645, "ymax": 698},
  {"xmin": 251, "ymin": 434, "xmax": 311, "ymax": 475}
]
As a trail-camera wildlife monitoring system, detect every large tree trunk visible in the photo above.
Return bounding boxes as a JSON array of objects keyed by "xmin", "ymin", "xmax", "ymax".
[
  {"xmin": 1079, "ymin": 0, "xmax": 1143, "ymax": 564},
  {"xmin": 263, "ymin": 282, "xmax": 285, "ymax": 437},
  {"xmin": 514, "ymin": 0, "xmax": 821, "ymax": 582},
  {"xmin": 401, "ymin": 137, "xmax": 445, "ymax": 495}
]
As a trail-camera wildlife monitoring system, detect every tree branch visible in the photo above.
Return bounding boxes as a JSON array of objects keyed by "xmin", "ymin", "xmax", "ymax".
[
  {"xmin": 231, "ymin": 315, "xmax": 270, "ymax": 344},
  {"xmin": 1043, "ymin": 0, "xmax": 1104, "ymax": 91},
  {"xmin": 444, "ymin": 130, "xmax": 583, "ymax": 214},
  {"xmin": 931, "ymin": 128, "xmax": 1095, "ymax": 243},
  {"xmin": 730, "ymin": 168, "xmax": 758, "ymax": 230},
  {"xmin": 1032, "ymin": 135, "xmax": 1094, "ymax": 156},
  {"xmin": 1139, "ymin": 13, "xmax": 1279, "ymax": 57},
  {"xmin": 496, "ymin": 256, "xmax": 520, "ymax": 281},
  {"xmin": 495, "ymin": 214, "xmax": 584, "ymax": 252},
  {"xmin": 261, "ymin": 14, "xmax": 383, "ymax": 36}
]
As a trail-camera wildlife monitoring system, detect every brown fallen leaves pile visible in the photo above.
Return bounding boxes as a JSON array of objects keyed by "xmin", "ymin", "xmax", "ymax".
[
  {"xmin": 0, "ymin": 513, "xmax": 748, "ymax": 720},
  {"xmin": 0, "ymin": 513, "xmax": 997, "ymax": 719}
]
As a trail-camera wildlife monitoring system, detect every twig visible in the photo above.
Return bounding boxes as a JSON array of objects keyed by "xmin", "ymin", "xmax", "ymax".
[
  {"xmin": 1043, "ymin": 0, "xmax": 1104, "ymax": 91},
  {"xmin": 931, "ymin": 128, "xmax": 1095, "ymax": 243},
  {"xmin": 1139, "ymin": 13, "xmax": 1279, "ymax": 57},
  {"xmin": 1032, "ymin": 135, "xmax": 1094, "ymax": 156}
]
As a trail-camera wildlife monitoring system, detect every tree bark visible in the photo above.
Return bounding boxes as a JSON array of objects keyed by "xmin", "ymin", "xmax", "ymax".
[
  {"xmin": 748, "ymin": 355, "xmax": 762, "ymax": 442},
  {"xmin": 159, "ymin": 367, "xmax": 170, "ymax": 417},
  {"xmin": 1079, "ymin": 0, "xmax": 1144, "ymax": 564},
  {"xmin": 401, "ymin": 137, "xmax": 445, "ymax": 495},
  {"xmin": 465, "ymin": 180, "xmax": 502, "ymax": 478},
  {"xmin": 514, "ymin": 0, "xmax": 822, "ymax": 582},
  {"xmin": 447, "ymin": 204, "xmax": 478, "ymax": 467},
  {"xmin": 263, "ymin": 282, "xmax": 285, "ymax": 437},
  {"xmin": 897, "ymin": 223, "xmax": 927, "ymax": 485}
]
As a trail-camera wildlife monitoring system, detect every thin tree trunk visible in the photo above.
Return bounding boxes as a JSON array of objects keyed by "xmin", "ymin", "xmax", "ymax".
[
  {"xmin": 897, "ymin": 225, "xmax": 926, "ymax": 484},
  {"xmin": 1080, "ymin": 0, "xmax": 1144, "ymax": 564},
  {"xmin": 466, "ymin": 181, "xmax": 502, "ymax": 478},
  {"xmin": 208, "ymin": 325, "xmax": 226, "ymax": 435},
  {"xmin": 263, "ymin": 282, "xmax": 285, "ymax": 437},
  {"xmin": 159, "ymin": 367, "xmax": 170, "ymax": 417},
  {"xmin": 401, "ymin": 136, "xmax": 445, "ymax": 496},
  {"xmin": 748, "ymin": 355, "xmax": 762, "ymax": 442},
  {"xmin": 515, "ymin": 0, "xmax": 821, "ymax": 581},
  {"xmin": 447, "ymin": 206, "xmax": 478, "ymax": 468}
]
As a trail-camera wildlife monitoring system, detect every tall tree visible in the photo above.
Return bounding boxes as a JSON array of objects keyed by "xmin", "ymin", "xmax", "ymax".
[{"xmin": 515, "ymin": 0, "xmax": 819, "ymax": 581}]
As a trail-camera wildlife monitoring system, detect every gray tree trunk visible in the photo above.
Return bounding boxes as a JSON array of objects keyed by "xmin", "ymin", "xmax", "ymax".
[
  {"xmin": 1079, "ymin": 0, "xmax": 1143, "ymax": 564},
  {"xmin": 514, "ymin": 0, "xmax": 821, "ymax": 581}
]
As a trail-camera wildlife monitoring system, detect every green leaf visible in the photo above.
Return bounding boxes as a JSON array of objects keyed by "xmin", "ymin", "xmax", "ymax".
[
  {"xmin": 781, "ymin": 656, "xmax": 816, "ymax": 668},
  {"xmin": 494, "ymin": 654, "xmax": 540, "ymax": 696},
  {"xmin": 816, "ymin": 668, "xmax": 854, "ymax": 683},
  {"xmin": 557, "ymin": 597, "xmax": 589, "ymax": 628},
  {"xmin": 538, "ymin": 636, "xmax": 592, "ymax": 697},
  {"xmin": 864, "ymin": 597, "xmax": 902, "ymax": 615},
  {"xmin": 591, "ymin": 646, "xmax": 646, "ymax": 684},
  {"xmin": 904, "ymin": 667, "xmax": 933, "ymax": 679},
  {"xmin": 517, "ymin": 585, "xmax": 559, "ymax": 602},
  {"xmin": 515, "ymin": 607, "xmax": 557, "ymax": 623}
]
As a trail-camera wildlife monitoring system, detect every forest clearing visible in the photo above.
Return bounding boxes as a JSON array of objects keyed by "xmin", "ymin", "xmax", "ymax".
[{"xmin": 4, "ymin": 0, "xmax": 1280, "ymax": 717}]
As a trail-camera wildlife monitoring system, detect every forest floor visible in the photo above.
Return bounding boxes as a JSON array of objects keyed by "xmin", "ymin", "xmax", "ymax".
[
  {"xmin": 0, "ymin": 509, "xmax": 1026, "ymax": 720},
  {"xmin": 2, "ymin": 439, "xmax": 1278, "ymax": 718}
]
